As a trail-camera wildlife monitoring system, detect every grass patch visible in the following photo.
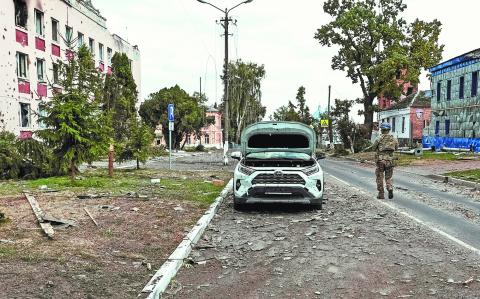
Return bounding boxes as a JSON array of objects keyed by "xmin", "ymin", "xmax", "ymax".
[
  {"xmin": 352, "ymin": 151, "xmax": 475, "ymax": 166},
  {"xmin": 0, "ymin": 246, "xmax": 17, "ymax": 259},
  {"xmin": 0, "ymin": 169, "xmax": 228, "ymax": 206},
  {"xmin": 444, "ymin": 169, "xmax": 480, "ymax": 183}
]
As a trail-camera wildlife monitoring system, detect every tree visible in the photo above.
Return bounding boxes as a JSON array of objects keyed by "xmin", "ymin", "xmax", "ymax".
[
  {"xmin": 139, "ymin": 85, "xmax": 210, "ymax": 150},
  {"xmin": 37, "ymin": 45, "xmax": 112, "ymax": 179},
  {"xmin": 103, "ymin": 53, "xmax": 138, "ymax": 143},
  {"xmin": 271, "ymin": 86, "xmax": 314, "ymax": 124},
  {"xmin": 223, "ymin": 60, "xmax": 266, "ymax": 143},
  {"xmin": 0, "ymin": 131, "xmax": 21, "ymax": 179},
  {"xmin": 314, "ymin": 0, "xmax": 443, "ymax": 137},
  {"xmin": 296, "ymin": 86, "xmax": 313, "ymax": 125},
  {"xmin": 117, "ymin": 119, "xmax": 154, "ymax": 169}
]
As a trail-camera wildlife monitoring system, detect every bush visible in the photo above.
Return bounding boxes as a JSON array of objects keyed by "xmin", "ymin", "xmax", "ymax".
[
  {"xmin": 0, "ymin": 132, "xmax": 21, "ymax": 179},
  {"xmin": 149, "ymin": 145, "xmax": 167, "ymax": 157},
  {"xmin": 196, "ymin": 144, "xmax": 205, "ymax": 152}
]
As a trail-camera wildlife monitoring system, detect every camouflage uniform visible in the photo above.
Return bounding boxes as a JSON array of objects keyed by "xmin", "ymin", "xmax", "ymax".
[{"xmin": 370, "ymin": 134, "xmax": 399, "ymax": 197}]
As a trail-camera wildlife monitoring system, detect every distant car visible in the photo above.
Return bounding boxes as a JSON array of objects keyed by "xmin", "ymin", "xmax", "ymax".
[{"xmin": 231, "ymin": 121, "xmax": 325, "ymax": 209}]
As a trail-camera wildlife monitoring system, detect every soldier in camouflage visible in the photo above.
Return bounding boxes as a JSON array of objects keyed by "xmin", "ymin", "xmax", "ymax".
[{"xmin": 365, "ymin": 123, "xmax": 399, "ymax": 199}]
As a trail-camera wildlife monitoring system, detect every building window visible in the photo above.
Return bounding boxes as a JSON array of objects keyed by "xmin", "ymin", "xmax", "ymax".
[
  {"xmin": 37, "ymin": 59, "xmax": 45, "ymax": 82},
  {"xmin": 205, "ymin": 134, "xmax": 210, "ymax": 145},
  {"xmin": 473, "ymin": 71, "xmax": 479, "ymax": 97},
  {"xmin": 53, "ymin": 63, "xmax": 59, "ymax": 84},
  {"xmin": 446, "ymin": 80, "xmax": 451, "ymax": 100},
  {"xmin": 16, "ymin": 52, "xmax": 28, "ymax": 79},
  {"xmin": 77, "ymin": 32, "xmax": 84, "ymax": 48},
  {"xmin": 65, "ymin": 25, "xmax": 73, "ymax": 44},
  {"xmin": 89, "ymin": 38, "xmax": 95, "ymax": 56},
  {"xmin": 38, "ymin": 105, "xmax": 47, "ymax": 128},
  {"xmin": 391, "ymin": 117, "xmax": 396, "ymax": 132},
  {"xmin": 445, "ymin": 120, "xmax": 450, "ymax": 136},
  {"xmin": 20, "ymin": 103, "xmax": 31, "ymax": 128},
  {"xmin": 51, "ymin": 18, "xmax": 59, "ymax": 42},
  {"xmin": 99, "ymin": 43, "xmax": 104, "ymax": 62},
  {"xmin": 107, "ymin": 48, "xmax": 113, "ymax": 65},
  {"xmin": 459, "ymin": 76, "xmax": 465, "ymax": 99},
  {"xmin": 14, "ymin": 0, "xmax": 28, "ymax": 28},
  {"xmin": 436, "ymin": 82, "xmax": 441, "ymax": 102},
  {"xmin": 401, "ymin": 117, "xmax": 405, "ymax": 133},
  {"xmin": 435, "ymin": 121, "xmax": 440, "ymax": 135},
  {"xmin": 35, "ymin": 9, "xmax": 44, "ymax": 36}
]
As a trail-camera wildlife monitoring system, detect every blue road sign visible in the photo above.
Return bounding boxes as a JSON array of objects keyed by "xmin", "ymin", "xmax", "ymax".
[{"xmin": 168, "ymin": 104, "xmax": 174, "ymax": 122}]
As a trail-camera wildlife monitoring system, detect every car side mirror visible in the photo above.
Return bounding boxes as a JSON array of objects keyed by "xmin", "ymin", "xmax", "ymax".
[
  {"xmin": 316, "ymin": 152, "xmax": 326, "ymax": 160},
  {"xmin": 230, "ymin": 151, "xmax": 242, "ymax": 161}
]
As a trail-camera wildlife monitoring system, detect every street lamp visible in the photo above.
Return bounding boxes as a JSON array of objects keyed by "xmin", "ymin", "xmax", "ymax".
[{"xmin": 197, "ymin": 0, "xmax": 254, "ymax": 165}]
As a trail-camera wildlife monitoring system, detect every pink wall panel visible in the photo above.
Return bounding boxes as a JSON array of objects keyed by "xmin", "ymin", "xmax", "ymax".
[
  {"xmin": 37, "ymin": 83, "xmax": 47, "ymax": 97},
  {"xmin": 52, "ymin": 44, "xmax": 61, "ymax": 57},
  {"xmin": 16, "ymin": 29, "xmax": 28, "ymax": 46},
  {"xmin": 35, "ymin": 37, "xmax": 46, "ymax": 51},
  {"xmin": 18, "ymin": 80, "xmax": 30, "ymax": 94}
]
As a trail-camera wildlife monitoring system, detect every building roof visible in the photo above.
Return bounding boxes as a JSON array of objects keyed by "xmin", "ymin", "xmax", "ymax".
[
  {"xmin": 383, "ymin": 91, "xmax": 431, "ymax": 111},
  {"xmin": 206, "ymin": 106, "xmax": 219, "ymax": 113},
  {"xmin": 429, "ymin": 48, "xmax": 480, "ymax": 75}
]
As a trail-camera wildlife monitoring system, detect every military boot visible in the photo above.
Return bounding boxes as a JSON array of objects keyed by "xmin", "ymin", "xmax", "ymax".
[
  {"xmin": 377, "ymin": 192, "xmax": 385, "ymax": 200},
  {"xmin": 388, "ymin": 189, "xmax": 394, "ymax": 199}
]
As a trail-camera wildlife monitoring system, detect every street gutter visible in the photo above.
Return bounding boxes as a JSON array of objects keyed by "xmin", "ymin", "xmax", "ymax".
[{"xmin": 141, "ymin": 179, "xmax": 233, "ymax": 299}]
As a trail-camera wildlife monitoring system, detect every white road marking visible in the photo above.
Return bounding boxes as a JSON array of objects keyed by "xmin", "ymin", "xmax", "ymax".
[{"xmin": 327, "ymin": 172, "xmax": 480, "ymax": 256}]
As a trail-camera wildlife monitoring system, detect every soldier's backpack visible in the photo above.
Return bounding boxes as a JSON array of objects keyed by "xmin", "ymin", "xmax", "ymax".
[{"xmin": 378, "ymin": 135, "xmax": 396, "ymax": 152}]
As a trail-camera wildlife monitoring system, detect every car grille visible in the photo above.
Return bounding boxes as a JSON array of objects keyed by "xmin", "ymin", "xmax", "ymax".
[{"xmin": 252, "ymin": 173, "xmax": 305, "ymax": 185}]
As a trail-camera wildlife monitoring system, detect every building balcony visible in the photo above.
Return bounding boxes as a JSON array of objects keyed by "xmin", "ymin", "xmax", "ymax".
[
  {"xmin": 37, "ymin": 83, "xmax": 47, "ymax": 97},
  {"xmin": 35, "ymin": 37, "xmax": 46, "ymax": 51},
  {"xmin": 15, "ymin": 28, "xmax": 28, "ymax": 47},
  {"xmin": 18, "ymin": 79, "xmax": 30, "ymax": 94}
]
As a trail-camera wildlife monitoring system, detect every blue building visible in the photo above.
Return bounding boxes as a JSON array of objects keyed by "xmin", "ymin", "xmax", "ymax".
[{"xmin": 423, "ymin": 48, "xmax": 480, "ymax": 152}]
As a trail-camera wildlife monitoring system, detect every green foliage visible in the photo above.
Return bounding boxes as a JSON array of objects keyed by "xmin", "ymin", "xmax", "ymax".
[
  {"xmin": 272, "ymin": 86, "xmax": 312, "ymax": 125},
  {"xmin": 296, "ymin": 86, "xmax": 313, "ymax": 125},
  {"xmin": 37, "ymin": 45, "xmax": 112, "ymax": 178},
  {"xmin": 223, "ymin": 60, "xmax": 267, "ymax": 143},
  {"xmin": 0, "ymin": 132, "xmax": 21, "ymax": 179},
  {"xmin": 117, "ymin": 119, "xmax": 154, "ymax": 169},
  {"xmin": 139, "ymin": 85, "xmax": 209, "ymax": 150},
  {"xmin": 103, "ymin": 53, "xmax": 138, "ymax": 143},
  {"xmin": 315, "ymin": 0, "xmax": 444, "ymax": 137},
  {"xmin": 16, "ymin": 138, "xmax": 61, "ymax": 179}
]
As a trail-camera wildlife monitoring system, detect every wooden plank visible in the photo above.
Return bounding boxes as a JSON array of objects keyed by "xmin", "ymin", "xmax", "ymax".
[
  {"xmin": 83, "ymin": 207, "xmax": 99, "ymax": 227},
  {"xmin": 24, "ymin": 193, "xmax": 54, "ymax": 239}
]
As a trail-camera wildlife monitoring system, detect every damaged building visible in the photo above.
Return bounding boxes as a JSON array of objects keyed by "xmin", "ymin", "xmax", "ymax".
[
  {"xmin": 423, "ymin": 48, "xmax": 480, "ymax": 152},
  {"xmin": 0, "ymin": 0, "xmax": 141, "ymax": 137}
]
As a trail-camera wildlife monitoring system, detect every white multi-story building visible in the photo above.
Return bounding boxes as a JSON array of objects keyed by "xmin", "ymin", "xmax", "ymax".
[{"xmin": 0, "ymin": 0, "xmax": 141, "ymax": 137}]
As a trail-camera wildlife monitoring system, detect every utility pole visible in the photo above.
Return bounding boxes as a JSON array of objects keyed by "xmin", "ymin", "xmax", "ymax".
[
  {"xmin": 327, "ymin": 85, "xmax": 333, "ymax": 147},
  {"xmin": 196, "ymin": 0, "xmax": 253, "ymax": 164}
]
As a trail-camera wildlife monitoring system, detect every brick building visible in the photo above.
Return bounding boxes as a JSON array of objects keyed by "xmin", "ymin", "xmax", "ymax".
[
  {"xmin": 423, "ymin": 48, "xmax": 480, "ymax": 152},
  {"xmin": 0, "ymin": 0, "xmax": 141, "ymax": 137}
]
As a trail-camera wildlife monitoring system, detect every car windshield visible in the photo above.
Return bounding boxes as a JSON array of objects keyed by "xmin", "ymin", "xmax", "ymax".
[{"xmin": 246, "ymin": 152, "xmax": 311, "ymax": 160}]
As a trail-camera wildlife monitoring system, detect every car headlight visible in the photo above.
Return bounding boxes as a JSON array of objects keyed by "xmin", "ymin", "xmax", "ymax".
[
  {"xmin": 302, "ymin": 164, "xmax": 319, "ymax": 176},
  {"xmin": 238, "ymin": 164, "xmax": 255, "ymax": 175}
]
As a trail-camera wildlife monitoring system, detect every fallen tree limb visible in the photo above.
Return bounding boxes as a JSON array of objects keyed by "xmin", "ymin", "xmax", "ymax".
[
  {"xmin": 84, "ymin": 207, "xmax": 99, "ymax": 227},
  {"xmin": 24, "ymin": 193, "xmax": 55, "ymax": 239}
]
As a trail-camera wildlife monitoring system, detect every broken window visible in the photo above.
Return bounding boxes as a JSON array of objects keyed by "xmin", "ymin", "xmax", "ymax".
[
  {"xmin": 401, "ymin": 117, "xmax": 405, "ymax": 134},
  {"xmin": 392, "ymin": 117, "xmax": 396, "ymax": 132},
  {"xmin": 445, "ymin": 120, "xmax": 450, "ymax": 135},
  {"xmin": 51, "ymin": 18, "xmax": 59, "ymax": 42},
  {"xmin": 89, "ymin": 38, "xmax": 95, "ymax": 56},
  {"xmin": 107, "ymin": 47, "xmax": 112, "ymax": 65},
  {"xmin": 35, "ymin": 9, "xmax": 44, "ymax": 36},
  {"xmin": 19, "ymin": 103, "xmax": 31, "ymax": 128},
  {"xmin": 53, "ymin": 63, "xmax": 59, "ymax": 84},
  {"xmin": 16, "ymin": 52, "xmax": 28, "ymax": 78},
  {"xmin": 37, "ymin": 58, "xmax": 45, "ymax": 81},
  {"xmin": 14, "ymin": 0, "xmax": 28, "ymax": 28},
  {"xmin": 99, "ymin": 43, "xmax": 104, "ymax": 61},
  {"xmin": 77, "ymin": 32, "xmax": 84, "ymax": 48},
  {"xmin": 65, "ymin": 25, "xmax": 73, "ymax": 44},
  {"xmin": 248, "ymin": 134, "xmax": 309, "ymax": 148}
]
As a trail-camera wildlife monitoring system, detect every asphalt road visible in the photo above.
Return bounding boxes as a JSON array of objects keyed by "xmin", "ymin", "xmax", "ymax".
[{"xmin": 320, "ymin": 158, "xmax": 480, "ymax": 253}]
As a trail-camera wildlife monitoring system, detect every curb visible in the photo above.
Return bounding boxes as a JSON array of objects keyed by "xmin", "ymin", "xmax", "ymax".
[{"xmin": 141, "ymin": 179, "xmax": 233, "ymax": 299}]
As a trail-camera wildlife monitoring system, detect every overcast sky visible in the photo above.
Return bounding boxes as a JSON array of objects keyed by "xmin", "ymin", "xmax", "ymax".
[{"xmin": 94, "ymin": 0, "xmax": 480, "ymax": 121}]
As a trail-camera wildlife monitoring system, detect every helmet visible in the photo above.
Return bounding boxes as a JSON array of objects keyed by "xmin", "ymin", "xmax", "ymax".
[{"xmin": 380, "ymin": 123, "xmax": 391, "ymax": 130}]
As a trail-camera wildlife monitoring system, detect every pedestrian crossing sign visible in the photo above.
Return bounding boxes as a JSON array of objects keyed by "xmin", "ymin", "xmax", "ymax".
[{"xmin": 320, "ymin": 119, "xmax": 329, "ymax": 128}]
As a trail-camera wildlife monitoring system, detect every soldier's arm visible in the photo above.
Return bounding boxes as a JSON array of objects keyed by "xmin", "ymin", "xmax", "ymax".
[{"xmin": 363, "ymin": 138, "xmax": 379, "ymax": 152}]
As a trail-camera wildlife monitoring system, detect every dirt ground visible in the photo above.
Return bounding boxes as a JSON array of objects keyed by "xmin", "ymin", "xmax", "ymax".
[
  {"xmin": 172, "ymin": 179, "xmax": 480, "ymax": 299},
  {"xmin": 0, "ymin": 170, "xmax": 230, "ymax": 299}
]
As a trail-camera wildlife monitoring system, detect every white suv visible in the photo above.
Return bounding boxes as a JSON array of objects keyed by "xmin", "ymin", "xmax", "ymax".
[{"xmin": 231, "ymin": 121, "xmax": 325, "ymax": 210}]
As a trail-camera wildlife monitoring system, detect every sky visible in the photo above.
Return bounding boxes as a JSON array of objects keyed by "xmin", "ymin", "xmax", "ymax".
[{"xmin": 94, "ymin": 0, "xmax": 480, "ymax": 122}]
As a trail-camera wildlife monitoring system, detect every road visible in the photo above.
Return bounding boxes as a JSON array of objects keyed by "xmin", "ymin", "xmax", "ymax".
[{"xmin": 170, "ymin": 158, "xmax": 480, "ymax": 299}]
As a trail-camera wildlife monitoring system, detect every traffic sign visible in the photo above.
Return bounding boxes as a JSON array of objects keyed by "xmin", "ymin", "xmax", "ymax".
[
  {"xmin": 168, "ymin": 104, "xmax": 174, "ymax": 121},
  {"xmin": 320, "ymin": 119, "xmax": 329, "ymax": 128},
  {"xmin": 169, "ymin": 121, "xmax": 174, "ymax": 131}
]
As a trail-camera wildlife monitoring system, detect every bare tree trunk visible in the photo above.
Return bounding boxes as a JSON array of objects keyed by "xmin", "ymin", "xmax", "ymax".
[
  {"xmin": 363, "ymin": 96, "xmax": 375, "ymax": 139},
  {"xmin": 136, "ymin": 158, "xmax": 140, "ymax": 170}
]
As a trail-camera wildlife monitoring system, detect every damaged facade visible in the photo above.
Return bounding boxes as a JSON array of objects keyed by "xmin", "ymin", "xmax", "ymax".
[
  {"xmin": 423, "ymin": 48, "xmax": 480, "ymax": 152},
  {"xmin": 0, "ymin": 0, "xmax": 141, "ymax": 136}
]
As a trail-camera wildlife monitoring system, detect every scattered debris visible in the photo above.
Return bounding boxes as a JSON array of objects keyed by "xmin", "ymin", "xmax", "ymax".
[
  {"xmin": 0, "ymin": 239, "xmax": 15, "ymax": 244},
  {"xmin": 42, "ymin": 214, "xmax": 76, "ymax": 227},
  {"xmin": 462, "ymin": 277, "xmax": 474, "ymax": 285},
  {"xmin": 212, "ymin": 179, "xmax": 225, "ymax": 187},
  {"xmin": 174, "ymin": 206, "xmax": 185, "ymax": 212},
  {"xmin": 131, "ymin": 207, "xmax": 139, "ymax": 212},
  {"xmin": 250, "ymin": 240, "xmax": 267, "ymax": 251},
  {"xmin": 151, "ymin": 178, "xmax": 161, "ymax": 184},
  {"xmin": 24, "ymin": 193, "xmax": 54, "ymax": 239},
  {"xmin": 84, "ymin": 207, "xmax": 99, "ymax": 227}
]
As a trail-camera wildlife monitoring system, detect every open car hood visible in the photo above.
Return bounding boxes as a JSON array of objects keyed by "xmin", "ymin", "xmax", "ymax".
[{"xmin": 241, "ymin": 121, "xmax": 316, "ymax": 156}]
